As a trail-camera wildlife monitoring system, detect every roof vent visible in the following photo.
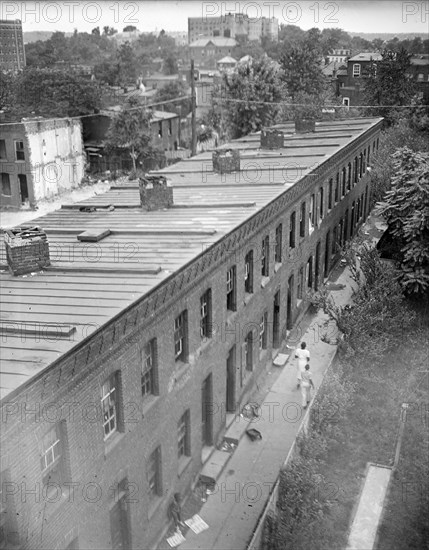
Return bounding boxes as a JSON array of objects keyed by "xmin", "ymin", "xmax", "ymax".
[
  {"xmin": 212, "ymin": 149, "xmax": 240, "ymax": 173},
  {"xmin": 261, "ymin": 129, "xmax": 284, "ymax": 149},
  {"xmin": 4, "ymin": 226, "xmax": 50, "ymax": 276},
  {"xmin": 139, "ymin": 175, "xmax": 174, "ymax": 211},
  {"xmin": 77, "ymin": 229, "xmax": 111, "ymax": 242}
]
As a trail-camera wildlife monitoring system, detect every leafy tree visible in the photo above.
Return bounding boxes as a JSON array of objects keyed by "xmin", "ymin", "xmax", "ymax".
[
  {"xmin": 363, "ymin": 48, "xmax": 417, "ymax": 121},
  {"xmin": 10, "ymin": 68, "xmax": 101, "ymax": 119},
  {"xmin": 94, "ymin": 60, "xmax": 121, "ymax": 86},
  {"xmin": 103, "ymin": 26, "xmax": 117, "ymax": 36},
  {"xmin": 0, "ymin": 71, "xmax": 14, "ymax": 111},
  {"xmin": 163, "ymin": 54, "xmax": 178, "ymax": 75},
  {"xmin": 91, "ymin": 27, "xmax": 100, "ymax": 36},
  {"xmin": 123, "ymin": 25, "xmax": 137, "ymax": 32},
  {"xmin": 104, "ymin": 98, "xmax": 162, "ymax": 173},
  {"xmin": 117, "ymin": 42, "xmax": 138, "ymax": 84},
  {"xmin": 215, "ymin": 56, "xmax": 286, "ymax": 138},
  {"xmin": 280, "ymin": 42, "xmax": 327, "ymax": 99},
  {"xmin": 377, "ymin": 147, "xmax": 429, "ymax": 297},
  {"xmin": 154, "ymin": 81, "xmax": 191, "ymax": 115}
]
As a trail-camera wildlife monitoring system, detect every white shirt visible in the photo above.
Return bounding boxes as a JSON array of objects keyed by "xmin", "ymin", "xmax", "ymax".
[{"xmin": 295, "ymin": 348, "xmax": 310, "ymax": 370}]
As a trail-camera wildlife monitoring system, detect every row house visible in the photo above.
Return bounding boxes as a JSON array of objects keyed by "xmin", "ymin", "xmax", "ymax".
[{"xmin": 0, "ymin": 117, "xmax": 382, "ymax": 550}]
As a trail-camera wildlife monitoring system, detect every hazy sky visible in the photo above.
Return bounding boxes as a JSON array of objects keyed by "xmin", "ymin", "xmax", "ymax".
[{"xmin": 2, "ymin": 1, "xmax": 428, "ymax": 34}]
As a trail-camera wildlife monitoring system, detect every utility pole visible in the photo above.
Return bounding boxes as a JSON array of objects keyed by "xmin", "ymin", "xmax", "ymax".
[{"xmin": 191, "ymin": 58, "xmax": 197, "ymax": 157}]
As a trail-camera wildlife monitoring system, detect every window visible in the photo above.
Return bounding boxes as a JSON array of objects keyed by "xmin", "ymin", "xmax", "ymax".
[
  {"xmin": 309, "ymin": 194, "xmax": 315, "ymax": 232},
  {"xmin": 275, "ymin": 224, "xmax": 282, "ymax": 263},
  {"xmin": 319, "ymin": 187, "xmax": 324, "ymax": 221},
  {"xmin": 168, "ymin": 119, "xmax": 172, "ymax": 136},
  {"xmin": 341, "ymin": 168, "xmax": 346, "ymax": 197},
  {"xmin": 307, "ymin": 257, "xmax": 313, "ymax": 289},
  {"xmin": 334, "ymin": 173, "xmax": 339, "ymax": 203},
  {"xmin": 367, "ymin": 147, "xmax": 371, "ymax": 167},
  {"xmin": 297, "ymin": 267, "xmax": 304, "ymax": 300},
  {"xmin": 147, "ymin": 446, "xmax": 162, "ymax": 499},
  {"xmin": 142, "ymin": 339, "xmax": 157, "ymax": 397},
  {"xmin": 174, "ymin": 310, "xmax": 188, "ymax": 362},
  {"xmin": 177, "ymin": 410, "xmax": 191, "ymax": 459},
  {"xmin": 289, "ymin": 211, "xmax": 296, "ymax": 248},
  {"xmin": 40, "ymin": 424, "xmax": 65, "ymax": 493},
  {"xmin": 299, "ymin": 202, "xmax": 306, "ymax": 238},
  {"xmin": 158, "ymin": 122, "xmax": 163, "ymax": 138},
  {"xmin": 226, "ymin": 266, "xmax": 237, "ymax": 311},
  {"xmin": 259, "ymin": 312, "xmax": 268, "ymax": 351},
  {"xmin": 359, "ymin": 153, "xmax": 363, "ymax": 178},
  {"xmin": 353, "ymin": 63, "xmax": 361, "ymax": 77},
  {"xmin": 0, "ymin": 139, "xmax": 6, "ymax": 158},
  {"xmin": 347, "ymin": 163, "xmax": 352, "ymax": 191},
  {"xmin": 14, "ymin": 141, "xmax": 25, "ymax": 160},
  {"xmin": 261, "ymin": 236, "xmax": 270, "ymax": 277},
  {"xmin": 342, "ymin": 97, "xmax": 350, "ymax": 106},
  {"xmin": 332, "ymin": 227, "xmax": 338, "ymax": 255},
  {"xmin": 1, "ymin": 173, "xmax": 11, "ymax": 196},
  {"xmin": 245, "ymin": 331, "xmax": 253, "ymax": 371},
  {"xmin": 328, "ymin": 179, "xmax": 333, "ymax": 210},
  {"xmin": 102, "ymin": 373, "xmax": 120, "ymax": 439},
  {"xmin": 200, "ymin": 289, "xmax": 212, "ymax": 339},
  {"xmin": 417, "ymin": 73, "xmax": 424, "ymax": 81},
  {"xmin": 354, "ymin": 157, "xmax": 359, "ymax": 183},
  {"xmin": 244, "ymin": 251, "xmax": 254, "ymax": 293}
]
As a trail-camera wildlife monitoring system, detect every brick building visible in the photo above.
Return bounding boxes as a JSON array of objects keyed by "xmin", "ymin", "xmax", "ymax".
[
  {"xmin": 188, "ymin": 13, "xmax": 278, "ymax": 43},
  {"xmin": 0, "ymin": 118, "xmax": 84, "ymax": 209},
  {"xmin": 0, "ymin": 19, "xmax": 26, "ymax": 72},
  {"xmin": 188, "ymin": 37, "xmax": 237, "ymax": 68},
  {"xmin": 0, "ymin": 118, "xmax": 382, "ymax": 550}
]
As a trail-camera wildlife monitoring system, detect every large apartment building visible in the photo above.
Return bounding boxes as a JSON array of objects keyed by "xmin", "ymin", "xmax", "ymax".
[
  {"xmin": 0, "ymin": 19, "xmax": 26, "ymax": 72},
  {"xmin": 188, "ymin": 13, "xmax": 278, "ymax": 43},
  {"xmin": 0, "ymin": 117, "xmax": 382, "ymax": 550}
]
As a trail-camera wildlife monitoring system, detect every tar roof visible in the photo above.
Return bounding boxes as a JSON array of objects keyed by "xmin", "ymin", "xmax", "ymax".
[{"xmin": 0, "ymin": 118, "xmax": 382, "ymax": 400}]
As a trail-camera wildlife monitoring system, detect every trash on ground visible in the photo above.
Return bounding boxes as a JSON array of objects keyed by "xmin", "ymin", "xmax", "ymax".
[
  {"xmin": 167, "ymin": 530, "xmax": 186, "ymax": 547},
  {"xmin": 185, "ymin": 514, "xmax": 209, "ymax": 534}
]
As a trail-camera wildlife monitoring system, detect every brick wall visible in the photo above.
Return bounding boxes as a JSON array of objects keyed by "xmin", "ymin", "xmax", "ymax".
[{"xmin": 0, "ymin": 123, "xmax": 382, "ymax": 550}]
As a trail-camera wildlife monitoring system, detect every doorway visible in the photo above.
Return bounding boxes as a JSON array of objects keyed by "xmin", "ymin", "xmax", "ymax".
[
  {"xmin": 18, "ymin": 174, "xmax": 29, "ymax": 204},
  {"xmin": 226, "ymin": 347, "xmax": 236, "ymax": 413},
  {"xmin": 287, "ymin": 275, "xmax": 294, "ymax": 330},
  {"xmin": 273, "ymin": 290, "xmax": 280, "ymax": 349},
  {"xmin": 201, "ymin": 374, "xmax": 213, "ymax": 446}
]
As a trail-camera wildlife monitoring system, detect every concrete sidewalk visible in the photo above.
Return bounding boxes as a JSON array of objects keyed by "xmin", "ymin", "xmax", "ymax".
[{"xmin": 167, "ymin": 266, "xmax": 356, "ymax": 550}]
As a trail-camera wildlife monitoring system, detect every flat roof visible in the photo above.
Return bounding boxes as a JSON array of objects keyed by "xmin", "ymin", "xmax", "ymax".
[{"xmin": 0, "ymin": 118, "xmax": 382, "ymax": 400}]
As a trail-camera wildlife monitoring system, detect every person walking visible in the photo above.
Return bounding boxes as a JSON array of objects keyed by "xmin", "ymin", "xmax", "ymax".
[
  {"xmin": 295, "ymin": 342, "xmax": 310, "ymax": 389},
  {"xmin": 301, "ymin": 364, "xmax": 315, "ymax": 409}
]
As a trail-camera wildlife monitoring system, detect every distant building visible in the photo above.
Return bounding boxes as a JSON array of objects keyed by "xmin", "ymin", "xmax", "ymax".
[
  {"xmin": 189, "ymin": 37, "xmax": 237, "ymax": 67},
  {"xmin": 337, "ymin": 52, "xmax": 383, "ymax": 106},
  {"xmin": 327, "ymin": 49, "xmax": 351, "ymax": 64},
  {"xmin": 188, "ymin": 13, "xmax": 278, "ymax": 43},
  {"xmin": 110, "ymin": 29, "xmax": 140, "ymax": 44},
  {"xmin": 0, "ymin": 118, "xmax": 84, "ymax": 208},
  {"xmin": 0, "ymin": 19, "xmax": 26, "ymax": 72},
  {"xmin": 217, "ymin": 55, "xmax": 237, "ymax": 72},
  {"xmin": 409, "ymin": 54, "xmax": 429, "ymax": 102},
  {"xmin": 143, "ymin": 72, "xmax": 182, "ymax": 90}
]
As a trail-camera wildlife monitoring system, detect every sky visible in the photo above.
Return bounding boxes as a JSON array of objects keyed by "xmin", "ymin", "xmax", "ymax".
[{"xmin": 1, "ymin": 0, "xmax": 428, "ymax": 34}]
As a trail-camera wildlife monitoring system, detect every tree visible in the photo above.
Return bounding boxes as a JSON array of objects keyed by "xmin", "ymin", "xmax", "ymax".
[
  {"xmin": 216, "ymin": 56, "xmax": 286, "ymax": 138},
  {"xmin": 377, "ymin": 147, "xmax": 429, "ymax": 297},
  {"xmin": 0, "ymin": 71, "xmax": 14, "ymax": 111},
  {"xmin": 154, "ymin": 81, "xmax": 191, "ymax": 115},
  {"xmin": 363, "ymin": 48, "xmax": 417, "ymax": 121},
  {"xmin": 91, "ymin": 27, "xmax": 100, "ymax": 36},
  {"xmin": 103, "ymin": 26, "xmax": 117, "ymax": 36},
  {"xmin": 117, "ymin": 42, "xmax": 138, "ymax": 84},
  {"xmin": 104, "ymin": 98, "xmax": 161, "ymax": 173},
  {"xmin": 163, "ymin": 54, "xmax": 178, "ymax": 75},
  {"xmin": 11, "ymin": 68, "xmax": 101, "ymax": 119},
  {"xmin": 123, "ymin": 25, "xmax": 137, "ymax": 32},
  {"xmin": 280, "ymin": 42, "xmax": 327, "ymax": 99}
]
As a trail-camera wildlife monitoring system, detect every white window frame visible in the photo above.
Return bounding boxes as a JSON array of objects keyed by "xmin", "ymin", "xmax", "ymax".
[
  {"xmin": 101, "ymin": 375, "xmax": 117, "ymax": 440},
  {"xmin": 352, "ymin": 64, "xmax": 361, "ymax": 77}
]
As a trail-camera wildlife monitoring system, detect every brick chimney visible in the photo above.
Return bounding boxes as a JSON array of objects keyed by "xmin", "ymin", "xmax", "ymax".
[
  {"xmin": 4, "ymin": 226, "xmax": 51, "ymax": 276},
  {"xmin": 212, "ymin": 149, "xmax": 240, "ymax": 174},
  {"xmin": 139, "ymin": 175, "xmax": 174, "ymax": 211},
  {"xmin": 261, "ymin": 129, "xmax": 284, "ymax": 149}
]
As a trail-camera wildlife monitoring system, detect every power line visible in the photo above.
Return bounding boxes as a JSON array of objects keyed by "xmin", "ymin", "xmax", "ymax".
[{"xmin": 0, "ymin": 95, "xmax": 192, "ymax": 127}]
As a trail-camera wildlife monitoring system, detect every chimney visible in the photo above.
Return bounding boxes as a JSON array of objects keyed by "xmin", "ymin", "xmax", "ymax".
[
  {"xmin": 260, "ymin": 129, "xmax": 284, "ymax": 149},
  {"xmin": 139, "ymin": 175, "xmax": 173, "ymax": 211},
  {"xmin": 4, "ymin": 226, "xmax": 51, "ymax": 276},
  {"xmin": 212, "ymin": 149, "xmax": 241, "ymax": 173}
]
